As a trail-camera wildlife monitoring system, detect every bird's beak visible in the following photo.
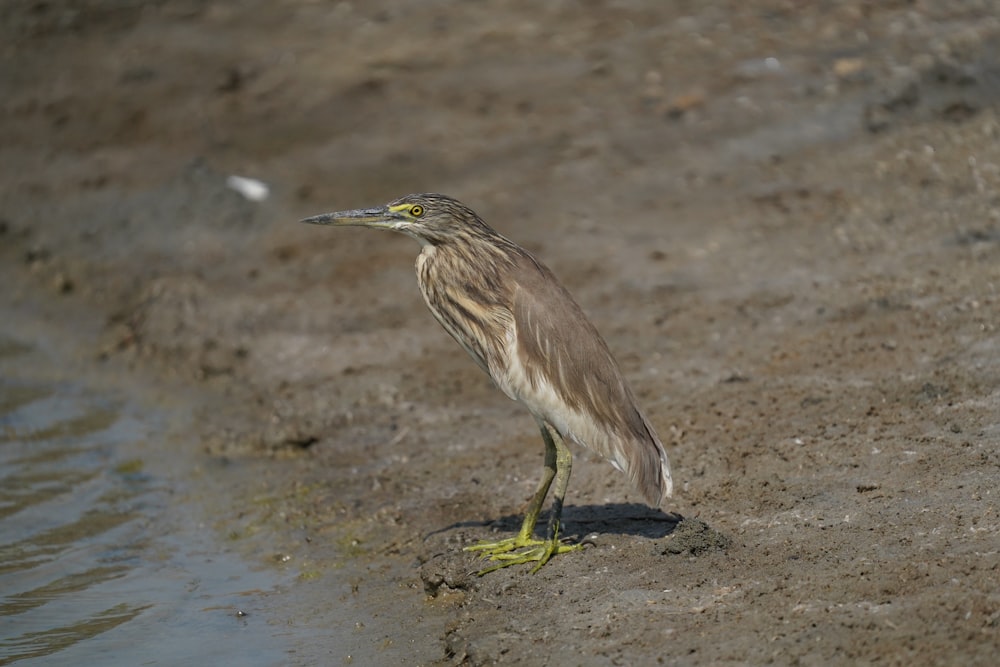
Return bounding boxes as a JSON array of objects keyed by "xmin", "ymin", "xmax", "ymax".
[{"xmin": 300, "ymin": 206, "xmax": 396, "ymax": 229}]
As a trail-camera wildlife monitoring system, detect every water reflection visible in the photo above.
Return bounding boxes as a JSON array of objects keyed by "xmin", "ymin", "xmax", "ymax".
[{"xmin": 0, "ymin": 338, "xmax": 290, "ymax": 666}]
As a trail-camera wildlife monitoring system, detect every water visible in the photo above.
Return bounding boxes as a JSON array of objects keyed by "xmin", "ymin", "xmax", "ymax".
[{"xmin": 0, "ymin": 334, "xmax": 294, "ymax": 666}]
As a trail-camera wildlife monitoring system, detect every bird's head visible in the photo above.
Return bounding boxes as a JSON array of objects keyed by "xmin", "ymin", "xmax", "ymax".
[{"xmin": 300, "ymin": 193, "xmax": 492, "ymax": 246}]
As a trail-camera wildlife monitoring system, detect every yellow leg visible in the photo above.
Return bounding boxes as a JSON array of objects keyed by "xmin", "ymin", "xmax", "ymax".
[{"xmin": 465, "ymin": 422, "xmax": 582, "ymax": 574}]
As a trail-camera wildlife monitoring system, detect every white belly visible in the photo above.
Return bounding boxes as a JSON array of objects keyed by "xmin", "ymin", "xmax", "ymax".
[{"xmin": 491, "ymin": 325, "xmax": 624, "ymax": 471}]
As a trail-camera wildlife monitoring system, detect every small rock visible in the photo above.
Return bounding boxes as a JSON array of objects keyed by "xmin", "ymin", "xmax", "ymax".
[
  {"xmin": 833, "ymin": 57, "xmax": 868, "ymax": 82},
  {"xmin": 52, "ymin": 272, "xmax": 74, "ymax": 294},
  {"xmin": 663, "ymin": 90, "xmax": 706, "ymax": 119}
]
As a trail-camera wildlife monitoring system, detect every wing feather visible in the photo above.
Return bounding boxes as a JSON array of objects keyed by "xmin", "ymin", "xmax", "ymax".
[
  {"xmin": 417, "ymin": 241, "xmax": 672, "ymax": 507},
  {"xmin": 510, "ymin": 254, "xmax": 673, "ymax": 505}
]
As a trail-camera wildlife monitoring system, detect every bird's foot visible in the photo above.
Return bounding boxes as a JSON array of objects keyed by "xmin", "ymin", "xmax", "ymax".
[{"xmin": 465, "ymin": 535, "xmax": 582, "ymax": 575}]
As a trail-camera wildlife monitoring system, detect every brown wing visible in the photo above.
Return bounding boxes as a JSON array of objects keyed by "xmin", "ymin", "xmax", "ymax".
[{"xmin": 511, "ymin": 253, "xmax": 673, "ymax": 505}]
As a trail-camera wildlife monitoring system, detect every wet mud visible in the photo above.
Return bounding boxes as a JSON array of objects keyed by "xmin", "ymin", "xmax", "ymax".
[{"xmin": 3, "ymin": 1, "xmax": 999, "ymax": 664}]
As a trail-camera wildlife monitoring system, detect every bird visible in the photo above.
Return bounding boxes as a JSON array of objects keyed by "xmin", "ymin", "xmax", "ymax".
[{"xmin": 300, "ymin": 193, "xmax": 673, "ymax": 574}]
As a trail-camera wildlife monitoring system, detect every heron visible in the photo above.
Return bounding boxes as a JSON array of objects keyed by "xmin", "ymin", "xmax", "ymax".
[{"xmin": 301, "ymin": 193, "xmax": 672, "ymax": 573}]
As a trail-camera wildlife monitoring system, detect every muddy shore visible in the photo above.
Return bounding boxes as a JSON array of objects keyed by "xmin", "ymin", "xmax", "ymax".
[{"xmin": 3, "ymin": 1, "xmax": 999, "ymax": 664}]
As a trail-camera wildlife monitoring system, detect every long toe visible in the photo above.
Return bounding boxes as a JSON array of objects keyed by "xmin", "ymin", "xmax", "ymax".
[
  {"xmin": 473, "ymin": 539, "xmax": 582, "ymax": 575},
  {"xmin": 464, "ymin": 535, "xmax": 545, "ymax": 557}
]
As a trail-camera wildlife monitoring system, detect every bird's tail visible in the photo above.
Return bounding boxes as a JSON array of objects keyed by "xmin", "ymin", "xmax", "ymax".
[{"xmin": 631, "ymin": 410, "xmax": 673, "ymax": 508}]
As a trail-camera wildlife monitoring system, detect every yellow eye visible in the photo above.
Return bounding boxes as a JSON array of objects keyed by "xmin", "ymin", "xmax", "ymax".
[{"xmin": 410, "ymin": 204, "xmax": 424, "ymax": 217}]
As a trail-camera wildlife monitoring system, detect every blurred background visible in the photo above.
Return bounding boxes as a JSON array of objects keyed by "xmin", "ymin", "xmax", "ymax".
[{"xmin": 2, "ymin": 1, "xmax": 999, "ymax": 665}]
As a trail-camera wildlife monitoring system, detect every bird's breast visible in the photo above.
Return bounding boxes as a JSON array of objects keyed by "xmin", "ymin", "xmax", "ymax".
[{"xmin": 414, "ymin": 245, "xmax": 507, "ymax": 378}]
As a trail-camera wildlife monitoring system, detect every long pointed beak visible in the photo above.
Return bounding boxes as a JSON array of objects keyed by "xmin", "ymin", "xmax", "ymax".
[{"xmin": 299, "ymin": 206, "xmax": 394, "ymax": 228}]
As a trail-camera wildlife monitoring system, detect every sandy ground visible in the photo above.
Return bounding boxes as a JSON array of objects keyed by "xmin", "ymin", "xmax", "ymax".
[{"xmin": 3, "ymin": 1, "xmax": 1000, "ymax": 664}]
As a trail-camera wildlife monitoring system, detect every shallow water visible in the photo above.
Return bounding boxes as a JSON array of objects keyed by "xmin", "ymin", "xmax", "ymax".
[{"xmin": 0, "ymin": 334, "xmax": 295, "ymax": 666}]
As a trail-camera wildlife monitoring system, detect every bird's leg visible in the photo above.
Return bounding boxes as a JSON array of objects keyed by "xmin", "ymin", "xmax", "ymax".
[
  {"xmin": 465, "ymin": 424, "xmax": 555, "ymax": 555},
  {"xmin": 541, "ymin": 429, "xmax": 576, "ymax": 556},
  {"xmin": 465, "ymin": 423, "xmax": 582, "ymax": 574}
]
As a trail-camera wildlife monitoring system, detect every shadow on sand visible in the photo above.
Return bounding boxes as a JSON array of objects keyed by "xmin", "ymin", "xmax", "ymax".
[{"xmin": 427, "ymin": 503, "xmax": 684, "ymax": 542}]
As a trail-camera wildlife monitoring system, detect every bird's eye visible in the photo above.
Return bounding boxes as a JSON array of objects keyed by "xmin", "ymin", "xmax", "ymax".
[{"xmin": 410, "ymin": 205, "xmax": 424, "ymax": 217}]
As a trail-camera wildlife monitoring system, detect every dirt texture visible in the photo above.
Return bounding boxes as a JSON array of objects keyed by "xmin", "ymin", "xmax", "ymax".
[{"xmin": 3, "ymin": 1, "xmax": 1000, "ymax": 664}]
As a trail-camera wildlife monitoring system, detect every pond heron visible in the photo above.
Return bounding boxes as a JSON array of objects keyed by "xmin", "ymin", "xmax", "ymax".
[{"xmin": 301, "ymin": 193, "xmax": 672, "ymax": 573}]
